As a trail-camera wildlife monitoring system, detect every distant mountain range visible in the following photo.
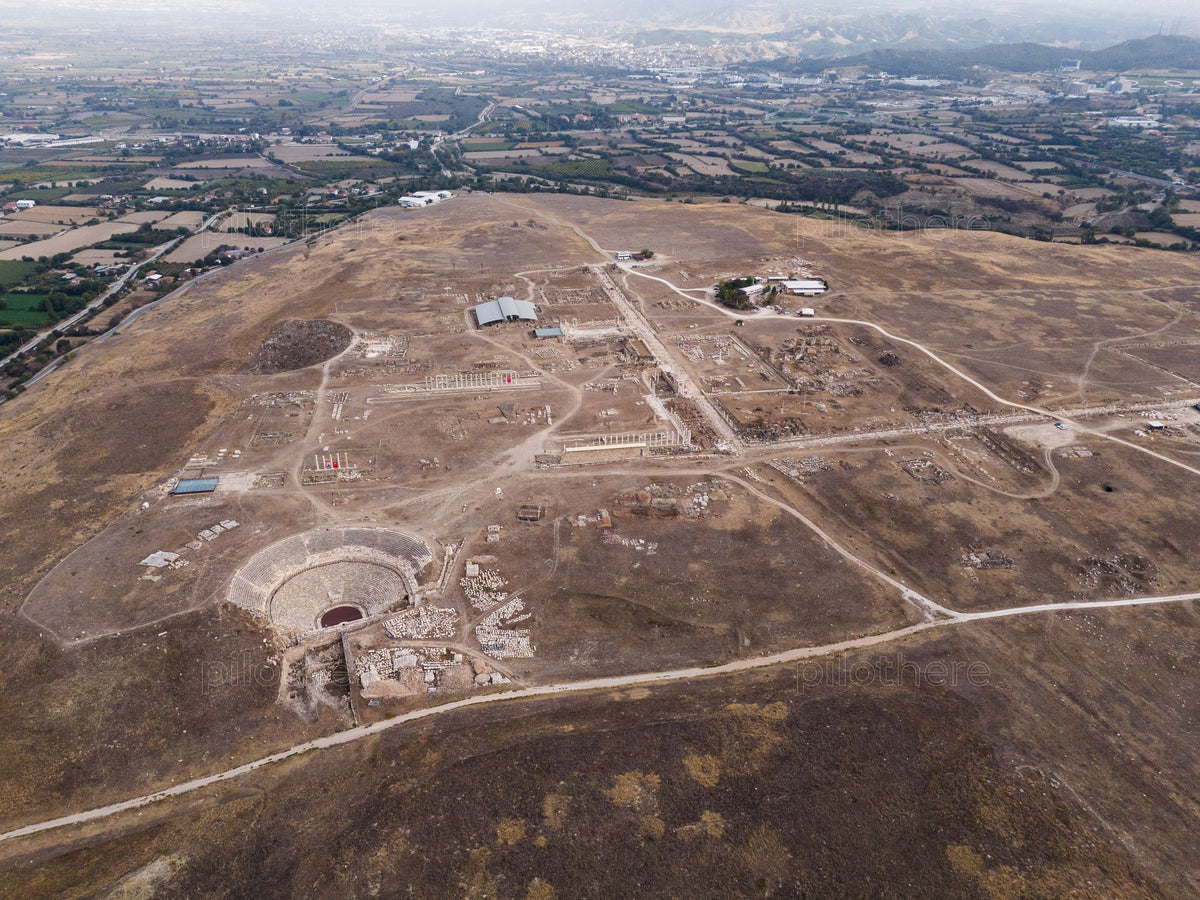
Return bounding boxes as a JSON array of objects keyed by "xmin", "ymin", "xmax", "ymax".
[
  {"xmin": 758, "ymin": 34, "xmax": 1200, "ymax": 77},
  {"xmin": 601, "ymin": 3, "xmax": 1199, "ymax": 59},
  {"xmin": 1, "ymin": 0, "xmax": 1196, "ymax": 68}
]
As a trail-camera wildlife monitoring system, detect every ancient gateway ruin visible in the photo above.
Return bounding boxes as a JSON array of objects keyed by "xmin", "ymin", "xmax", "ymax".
[{"xmin": 228, "ymin": 528, "xmax": 433, "ymax": 634}]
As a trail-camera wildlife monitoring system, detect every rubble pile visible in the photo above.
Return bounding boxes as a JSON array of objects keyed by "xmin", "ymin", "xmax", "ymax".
[
  {"xmin": 766, "ymin": 457, "xmax": 833, "ymax": 484},
  {"xmin": 682, "ymin": 480, "xmax": 732, "ymax": 517},
  {"xmin": 961, "ymin": 549, "xmax": 1015, "ymax": 570},
  {"xmin": 475, "ymin": 598, "xmax": 534, "ymax": 659},
  {"xmin": 358, "ymin": 646, "xmax": 504, "ymax": 695},
  {"xmin": 140, "ymin": 519, "xmax": 240, "ymax": 574},
  {"xmin": 1076, "ymin": 554, "xmax": 1156, "ymax": 593},
  {"xmin": 602, "ymin": 533, "xmax": 658, "ymax": 554},
  {"xmin": 902, "ymin": 457, "xmax": 953, "ymax": 485},
  {"xmin": 460, "ymin": 568, "xmax": 509, "ymax": 610},
  {"xmin": 383, "ymin": 605, "xmax": 459, "ymax": 640}
]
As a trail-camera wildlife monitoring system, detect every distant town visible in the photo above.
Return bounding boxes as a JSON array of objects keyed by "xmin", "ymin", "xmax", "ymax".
[{"xmin": 1, "ymin": 28, "xmax": 1198, "ymax": 393}]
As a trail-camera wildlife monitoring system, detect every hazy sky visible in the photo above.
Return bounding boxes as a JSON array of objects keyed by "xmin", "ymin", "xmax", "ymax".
[
  {"xmin": 1, "ymin": 0, "xmax": 1196, "ymax": 42},
  {"xmin": 25, "ymin": 0, "xmax": 1192, "ymax": 14}
]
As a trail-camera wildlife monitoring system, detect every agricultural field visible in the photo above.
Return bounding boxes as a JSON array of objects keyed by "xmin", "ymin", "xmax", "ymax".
[
  {"xmin": 6, "ymin": 205, "xmax": 104, "ymax": 225},
  {"xmin": 0, "ymin": 260, "xmax": 40, "ymax": 284},
  {"xmin": 162, "ymin": 233, "xmax": 291, "ymax": 263},
  {"xmin": 221, "ymin": 212, "xmax": 277, "ymax": 231},
  {"xmin": 267, "ymin": 143, "xmax": 356, "ymax": 163},
  {"xmin": 538, "ymin": 158, "xmax": 615, "ymax": 178},
  {"xmin": 0, "ymin": 292, "xmax": 51, "ymax": 327},
  {"xmin": 667, "ymin": 153, "xmax": 735, "ymax": 176},
  {"xmin": 0, "ymin": 220, "xmax": 61, "ymax": 239},
  {"xmin": 461, "ymin": 140, "xmax": 517, "ymax": 152},
  {"xmin": 464, "ymin": 148, "xmax": 548, "ymax": 161},
  {"xmin": 729, "ymin": 159, "xmax": 770, "ymax": 174},
  {"xmin": 143, "ymin": 177, "xmax": 204, "ymax": 190},
  {"xmin": 1, "ymin": 222, "xmax": 140, "ymax": 261}
]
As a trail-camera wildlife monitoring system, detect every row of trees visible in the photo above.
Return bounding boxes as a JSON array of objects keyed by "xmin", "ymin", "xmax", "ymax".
[{"xmin": 715, "ymin": 278, "xmax": 759, "ymax": 311}]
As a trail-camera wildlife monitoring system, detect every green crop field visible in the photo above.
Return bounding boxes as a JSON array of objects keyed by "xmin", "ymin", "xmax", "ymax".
[
  {"xmin": 730, "ymin": 160, "xmax": 770, "ymax": 174},
  {"xmin": 0, "ymin": 165, "xmax": 123, "ymax": 185},
  {"xmin": 7, "ymin": 186, "xmax": 77, "ymax": 202},
  {"xmin": 0, "ymin": 261, "xmax": 40, "ymax": 284},
  {"xmin": 0, "ymin": 293, "xmax": 52, "ymax": 327},
  {"xmin": 538, "ymin": 158, "xmax": 614, "ymax": 178},
  {"xmin": 607, "ymin": 100, "xmax": 661, "ymax": 114}
]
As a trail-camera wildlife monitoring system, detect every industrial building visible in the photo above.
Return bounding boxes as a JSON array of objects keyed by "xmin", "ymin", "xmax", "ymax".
[{"xmin": 474, "ymin": 296, "xmax": 538, "ymax": 326}]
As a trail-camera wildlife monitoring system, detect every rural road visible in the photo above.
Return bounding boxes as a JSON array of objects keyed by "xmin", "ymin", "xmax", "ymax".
[
  {"xmin": 755, "ymin": 396, "xmax": 1200, "ymax": 453},
  {"xmin": 0, "ymin": 241, "xmax": 172, "ymax": 370},
  {"xmin": 6, "ymin": 586, "xmax": 1200, "ymax": 846},
  {"xmin": 0, "ymin": 209, "xmax": 224, "ymax": 372},
  {"xmin": 722, "ymin": 470, "xmax": 952, "ymax": 620},
  {"xmin": 451, "ymin": 100, "xmax": 496, "ymax": 140}
]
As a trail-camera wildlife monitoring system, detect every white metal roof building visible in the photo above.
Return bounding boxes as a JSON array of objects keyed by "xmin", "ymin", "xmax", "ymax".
[
  {"xmin": 475, "ymin": 296, "xmax": 538, "ymax": 326},
  {"xmin": 782, "ymin": 279, "xmax": 827, "ymax": 296},
  {"xmin": 400, "ymin": 190, "xmax": 455, "ymax": 208}
]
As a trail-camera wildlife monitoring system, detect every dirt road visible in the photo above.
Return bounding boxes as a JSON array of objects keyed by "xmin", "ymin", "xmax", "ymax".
[{"xmin": 7, "ymin": 585, "xmax": 1200, "ymax": 847}]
